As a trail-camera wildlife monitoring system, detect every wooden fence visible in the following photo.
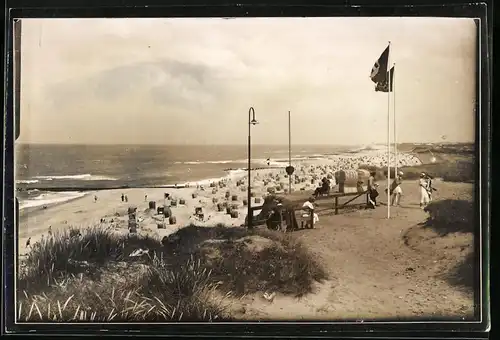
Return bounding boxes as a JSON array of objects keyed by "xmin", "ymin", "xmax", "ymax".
[{"xmin": 247, "ymin": 190, "xmax": 368, "ymax": 228}]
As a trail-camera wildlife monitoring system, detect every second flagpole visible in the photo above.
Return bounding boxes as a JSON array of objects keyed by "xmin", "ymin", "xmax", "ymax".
[
  {"xmin": 393, "ymin": 63, "xmax": 397, "ymax": 182},
  {"xmin": 387, "ymin": 42, "xmax": 391, "ymax": 219}
]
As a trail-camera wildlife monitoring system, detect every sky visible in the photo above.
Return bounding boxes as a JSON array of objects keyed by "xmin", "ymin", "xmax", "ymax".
[{"xmin": 17, "ymin": 17, "xmax": 478, "ymax": 145}]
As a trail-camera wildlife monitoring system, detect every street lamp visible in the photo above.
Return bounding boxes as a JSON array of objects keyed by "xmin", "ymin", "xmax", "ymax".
[{"xmin": 247, "ymin": 107, "xmax": 258, "ymax": 229}]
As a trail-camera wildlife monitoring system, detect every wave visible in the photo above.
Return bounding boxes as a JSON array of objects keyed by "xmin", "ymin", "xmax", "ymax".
[
  {"xmin": 18, "ymin": 191, "xmax": 87, "ymax": 210},
  {"xmin": 175, "ymin": 159, "xmax": 248, "ymax": 165},
  {"xmin": 349, "ymin": 144, "xmax": 389, "ymax": 153},
  {"xmin": 175, "ymin": 157, "xmax": 324, "ymax": 167},
  {"xmin": 183, "ymin": 168, "xmax": 248, "ymax": 187},
  {"xmin": 17, "ymin": 179, "xmax": 39, "ymax": 184},
  {"xmin": 33, "ymin": 174, "xmax": 117, "ymax": 181}
]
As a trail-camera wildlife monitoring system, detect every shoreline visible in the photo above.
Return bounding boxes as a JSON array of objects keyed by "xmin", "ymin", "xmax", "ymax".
[
  {"xmin": 16, "ymin": 167, "xmax": 286, "ymax": 193},
  {"xmin": 18, "ymin": 192, "xmax": 92, "ymax": 218}
]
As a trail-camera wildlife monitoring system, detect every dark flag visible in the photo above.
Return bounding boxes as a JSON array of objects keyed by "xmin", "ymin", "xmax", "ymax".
[
  {"xmin": 370, "ymin": 45, "xmax": 390, "ymax": 84},
  {"xmin": 375, "ymin": 66, "xmax": 395, "ymax": 92}
]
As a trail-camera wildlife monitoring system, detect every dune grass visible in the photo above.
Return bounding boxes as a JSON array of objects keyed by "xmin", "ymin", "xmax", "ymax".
[
  {"xmin": 18, "ymin": 224, "xmax": 327, "ymax": 322},
  {"xmin": 18, "ymin": 255, "xmax": 228, "ymax": 322}
]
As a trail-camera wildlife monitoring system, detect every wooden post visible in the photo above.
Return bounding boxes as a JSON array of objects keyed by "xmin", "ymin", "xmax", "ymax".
[{"xmin": 335, "ymin": 197, "xmax": 339, "ymax": 215}]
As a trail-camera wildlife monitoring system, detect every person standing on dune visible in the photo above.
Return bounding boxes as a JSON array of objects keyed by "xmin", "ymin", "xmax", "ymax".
[
  {"xmin": 426, "ymin": 174, "xmax": 436, "ymax": 202},
  {"xmin": 367, "ymin": 171, "xmax": 378, "ymax": 209},
  {"xmin": 419, "ymin": 173, "xmax": 430, "ymax": 208},
  {"xmin": 390, "ymin": 171, "xmax": 404, "ymax": 206}
]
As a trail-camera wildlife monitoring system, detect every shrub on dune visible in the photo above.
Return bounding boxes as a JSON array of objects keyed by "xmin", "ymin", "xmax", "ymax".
[
  {"xmin": 423, "ymin": 199, "xmax": 474, "ymax": 235},
  {"xmin": 162, "ymin": 226, "xmax": 329, "ymax": 297}
]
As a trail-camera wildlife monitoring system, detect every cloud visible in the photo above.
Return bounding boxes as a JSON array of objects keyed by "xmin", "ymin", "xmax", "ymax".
[
  {"xmin": 18, "ymin": 17, "xmax": 477, "ymax": 145},
  {"xmin": 48, "ymin": 59, "xmax": 222, "ymax": 112}
]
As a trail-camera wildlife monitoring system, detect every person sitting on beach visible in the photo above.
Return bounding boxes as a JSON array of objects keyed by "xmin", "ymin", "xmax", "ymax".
[
  {"xmin": 302, "ymin": 197, "xmax": 319, "ymax": 227},
  {"xmin": 313, "ymin": 177, "xmax": 330, "ymax": 197},
  {"xmin": 266, "ymin": 203, "xmax": 284, "ymax": 230},
  {"xmin": 390, "ymin": 171, "xmax": 404, "ymax": 206},
  {"xmin": 367, "ymin": 171, "xmax": 378, "ymax": 209}
]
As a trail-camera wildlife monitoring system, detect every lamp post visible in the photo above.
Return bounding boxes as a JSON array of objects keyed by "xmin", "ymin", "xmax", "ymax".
[
  {"xmin": 247, "ymin": 107, "xmax": 258, "ymax": 229},
  {"xmin": 285, "ymin": 111, "xmax": 295, "ymax": 195}
]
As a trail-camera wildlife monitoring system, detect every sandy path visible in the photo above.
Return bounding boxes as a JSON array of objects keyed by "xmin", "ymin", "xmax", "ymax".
[{"xmin": 232, "ymin": 180, "xmax": 474, "ymax": 320}]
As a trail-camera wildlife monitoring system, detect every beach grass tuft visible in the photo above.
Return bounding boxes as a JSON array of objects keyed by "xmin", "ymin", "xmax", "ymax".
[{"xmin": 18, "ymin": 225, "xmax": 161, "ymax": 293}]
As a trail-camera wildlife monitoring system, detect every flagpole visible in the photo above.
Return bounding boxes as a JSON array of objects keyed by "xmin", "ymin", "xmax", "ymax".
[
  {"xmin": 393, "ymin": 63, "xmax": 397, "ymax": 178},
  {"xmin": 288, "ymin": 110, "xmax": 292, "ymax": 195},
  {"xmin": 387, "ymin": 41, "xmax": 391, "ymax": 219}
]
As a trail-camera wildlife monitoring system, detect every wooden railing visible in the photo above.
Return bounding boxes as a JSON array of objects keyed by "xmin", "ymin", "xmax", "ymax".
[
  {"xmin": 248, "ymin": 205, "xmax": 314, "ymax": 229},
  {"xmin": 247, "ymin": 190, "xmax": 369, "ymax": 228}
]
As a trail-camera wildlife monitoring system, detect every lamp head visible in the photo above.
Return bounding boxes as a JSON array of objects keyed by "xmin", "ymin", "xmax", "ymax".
[{"xmin": 249, "ymin": 107, "xmax": 258, "ymax": 125}]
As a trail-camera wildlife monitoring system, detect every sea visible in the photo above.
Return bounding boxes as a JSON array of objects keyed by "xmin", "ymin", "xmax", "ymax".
[{"xmin": 15, "ymin": 144, "xmax": 362, "ymax": 210}]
